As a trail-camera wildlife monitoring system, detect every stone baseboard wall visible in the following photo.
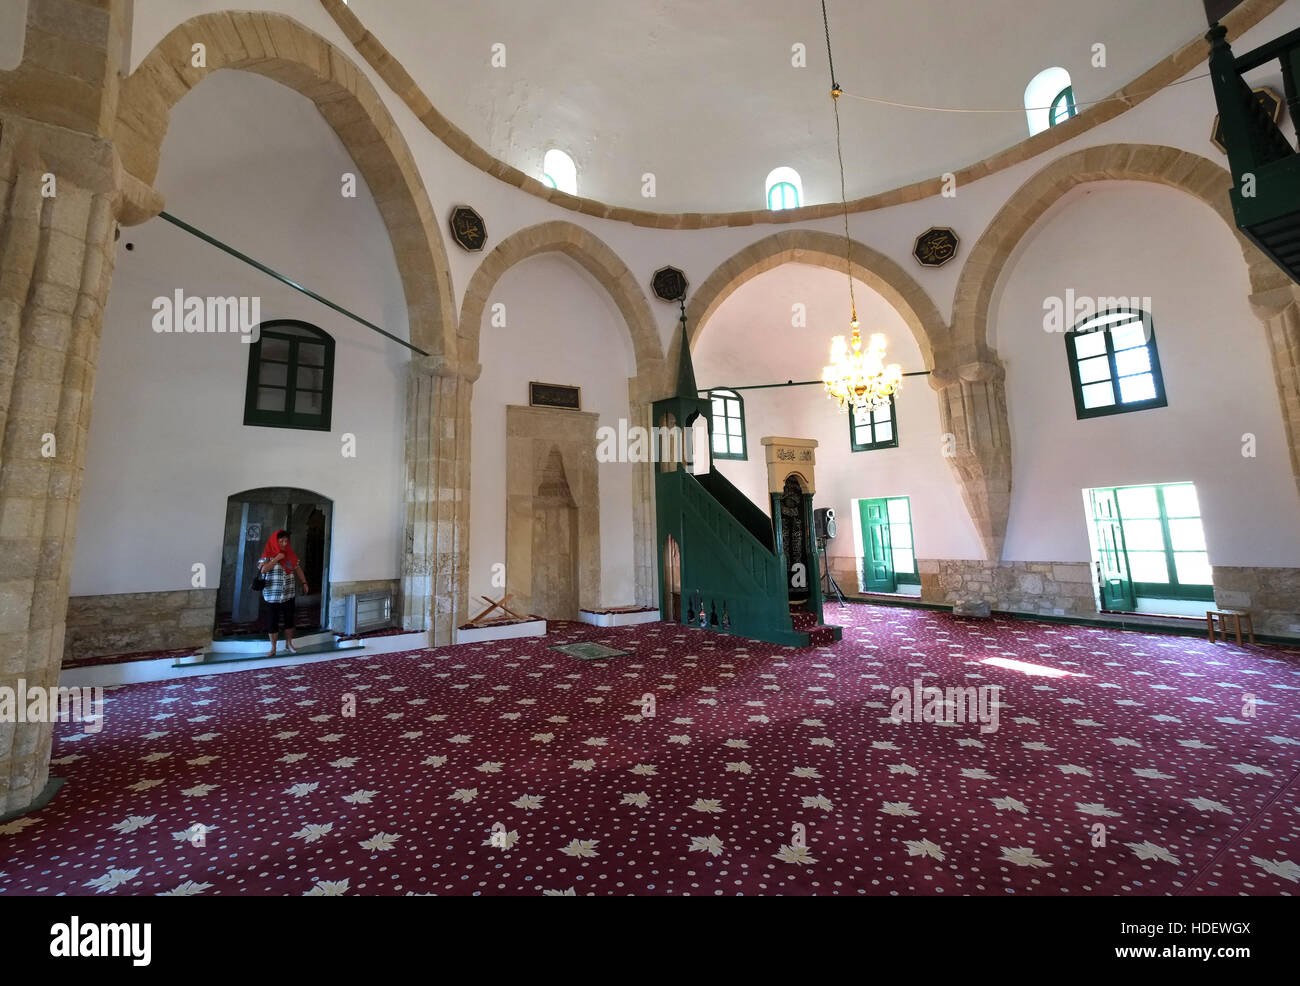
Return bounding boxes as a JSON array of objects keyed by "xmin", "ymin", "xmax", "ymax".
[
  {"xmin": 918, "ymin": 560, "xmax": 1098, "ymax": 618},
  {"xmin": 327, "ymin": 580, "xmax": 403, "ymax": 631},
  {"xmin": 1211, "ymin": 567, "xmax": 1300, "ymax": 637},
  {"xmin": 64, "ymin": 590, "xmax": 218, "ymax": 663},
  {"xmin": 827, "ymin": 556, "xmax": 862, "ymax": 595},
  {"xmin": 64, "ymin": 579, "xmax": 405, "ymax": 664}
]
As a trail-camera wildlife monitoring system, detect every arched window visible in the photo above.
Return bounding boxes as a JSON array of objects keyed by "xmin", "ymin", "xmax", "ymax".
[
  {"xmin": 1065, "ymin": 309, "xmax": 1166, "ymax": 419},
  {"xmin": 542, "ymin": 148, "xmax": 577, "ymax": 195},
  {"xmin": 1025, "ymin": 67, "xmax": 1073, "ymax": 136},
  {"xmin": 244, "ymin": 320, "xmax": 335, "ymax": 431},
  {"xmin": 709, "ymin": 389, "xmax": 746, "ymax": 460},
  {"xmin": 1049, "ymin": 85, "xmax": 1077, "ymax": 127},
  {"xmin": 764, "ymin": 167, "xmax": 803, "ymax": 210}
]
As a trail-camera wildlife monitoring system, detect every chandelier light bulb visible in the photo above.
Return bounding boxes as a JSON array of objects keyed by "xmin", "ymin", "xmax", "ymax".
[{"xmin": 823, "ymin": 324, "xmax": 903, "ymax": 412}]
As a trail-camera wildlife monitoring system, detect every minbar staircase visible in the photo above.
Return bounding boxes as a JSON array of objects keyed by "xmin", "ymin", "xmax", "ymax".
[
  {"xmin": 1208, "ymin": 21, "xmax": 1300, "ymax": 284},
  {"xmin": 790, "ymin": 605, "xmax": 838, "ymax": 647},
  {"xmin": 659, "ymin": 466, "xmax": 841, "ymax": 648},
  {"xmin": 652, "ymin": 309, "xmax": 840, "ymax": 648}
]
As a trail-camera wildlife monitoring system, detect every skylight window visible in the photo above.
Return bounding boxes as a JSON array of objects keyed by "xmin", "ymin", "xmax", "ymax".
[
  {"xmin": 1025, "ymin": 67, "xmax": 1073, "ymax": 136},
  {"xmin": 542, "ymin": 148, "xmax": 577, "ymax": 195},
  {"xmin": 765, "ymin": 167, "xmax": 803, "ymax": 210}
]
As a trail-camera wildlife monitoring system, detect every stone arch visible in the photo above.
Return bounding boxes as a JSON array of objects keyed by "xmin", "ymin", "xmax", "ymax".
[
  {"xmin": 684, "ymin": 229, "xmax": 948, "ymax": 367},
  {"xmin": 944, "ymin": 141, "xmax": 1300, "ymax": 557},
  {"xmin": 458, "ymin": 219, "xmax": 664, "ymax": 375},
  {"xmin": 949, "ymin": 142, "xmax": 1290, "ymax": 363},
  {"xmin": 114, "ymin": 10, "xmax": 457, "ymax": 360},
  {"xmin": 459, "ymin": 220, "xmax": 666, "ymax": 608}
]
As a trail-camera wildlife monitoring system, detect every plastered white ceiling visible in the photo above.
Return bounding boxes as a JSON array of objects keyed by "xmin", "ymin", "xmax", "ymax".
[{"xmin": 347, "ymin": 0, "xmax": 1210, "ymax": 212}]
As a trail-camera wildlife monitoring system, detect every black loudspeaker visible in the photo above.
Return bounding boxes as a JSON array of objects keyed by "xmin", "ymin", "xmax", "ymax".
[{"xmin": 813, "ymin": 507, "xmax": 836, "ymax": 539}]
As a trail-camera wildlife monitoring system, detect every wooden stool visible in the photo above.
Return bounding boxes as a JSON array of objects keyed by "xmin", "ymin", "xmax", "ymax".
[{"xmin": 1206, "ymin": 609, "xmax": 1256, "ymax": 645}]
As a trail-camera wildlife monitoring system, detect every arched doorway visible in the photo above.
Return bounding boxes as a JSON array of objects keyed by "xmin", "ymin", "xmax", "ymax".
[{"xmin": 216, "ymin": 487, "xmax": 332, "ymax": 638}]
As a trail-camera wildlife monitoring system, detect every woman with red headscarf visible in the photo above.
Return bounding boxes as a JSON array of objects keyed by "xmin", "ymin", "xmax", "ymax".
[{"xmin": 258, "ymin": 529, "xmax": 310, "ymax": 656}]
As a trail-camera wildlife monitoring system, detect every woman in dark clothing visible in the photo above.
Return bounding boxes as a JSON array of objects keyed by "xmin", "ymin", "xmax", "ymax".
[{"xmin": 259, "ymin": 529, "xmax": 310, "ymax": 657}]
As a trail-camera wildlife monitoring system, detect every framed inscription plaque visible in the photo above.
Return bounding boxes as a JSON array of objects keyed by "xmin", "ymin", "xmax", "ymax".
[{"xmin": 529, "ymin": 382, "xmax": 581, "ymax": 410}]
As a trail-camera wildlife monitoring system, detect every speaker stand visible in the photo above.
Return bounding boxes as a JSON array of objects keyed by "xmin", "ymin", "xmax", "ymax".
[{"xmin": 818, "ymin": 537, "xmax": 846, "ymax": 608}]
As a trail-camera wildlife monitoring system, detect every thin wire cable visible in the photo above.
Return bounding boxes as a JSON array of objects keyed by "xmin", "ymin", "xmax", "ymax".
[
  {"xmin": 822, "ymin": 0, "xmax": 856, "ymax": 323},
  {"xmin": 838, "ymin": 70, "xmax": 1211, "ymax": 115},
  {"xmin": 822, "ymin": 0, "xmax": 837, "ymax": 95}
]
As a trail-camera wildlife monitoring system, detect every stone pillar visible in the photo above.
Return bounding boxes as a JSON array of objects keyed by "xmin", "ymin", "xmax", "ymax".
[
  {"xmin": 401, "ymin": 356, "xmax": 479, "ymax": 646},
  {"xmin": 930, "ymin": 359, "xmax": 1013, "ymax": 561},
  {"xmin": 1249, "ymin": 283, "xmax": 1300, "ymax": 501},
  {"xmin": 626, "ymin": 383, "xmax": 656, "ymax": 608},
  {"xmin": 0, "ymin": 0, "xmax": 128, "ymax": 817}
]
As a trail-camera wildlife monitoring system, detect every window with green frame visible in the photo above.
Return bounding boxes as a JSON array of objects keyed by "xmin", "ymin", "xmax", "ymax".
[
  {"xmin": 849, "ymin": 396, "xmax": 898, "ymax": 451},
  {"xmin": 244, "ymin": 320, "xmax": 335, "ymax": 431},
  {"xmin": 709, "ymin": 389, "xmax": 746, "ymax": 459},
  {"xmin": 1049, "ymin": 85, "xmax": 1077, "ymax": 126},
  {"xmin": 768, "ymin": 181, "xmax": 800, "ymax": 210},
  {"xmin": 1065, "ymin": 309, "xmax": 1166, "ymax": 419},
  {"xmin": 1093, "ymin": 482, "xmax": 1213, "ymax": 601},
  {"xmin": 886, "ymin": 496, "xmax": 918, "ymax": 585}
]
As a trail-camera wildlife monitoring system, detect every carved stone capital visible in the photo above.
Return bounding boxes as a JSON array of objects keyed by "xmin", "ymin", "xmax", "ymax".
[
  {"xmin": 929, "ymin": 358, "xmax": 1005, "ymax": 390},
  {"xmin": 409, "ymin": 355, "xmax": 482, "ymax": 384},
  {"xmin": 1248, "ymin": 282, "xmax": 1300, "ymax": 320}
]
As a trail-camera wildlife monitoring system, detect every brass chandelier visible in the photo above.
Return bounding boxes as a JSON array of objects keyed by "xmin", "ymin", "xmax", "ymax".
[{"xmin": 818, "ymin": 1, "xmax": 902, "ymax": 414}]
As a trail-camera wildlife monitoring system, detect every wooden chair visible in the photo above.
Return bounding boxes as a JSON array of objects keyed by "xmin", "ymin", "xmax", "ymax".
[{"xmin": 1206, "ymin": 609, "xmax": 1256, "ymax": 645}]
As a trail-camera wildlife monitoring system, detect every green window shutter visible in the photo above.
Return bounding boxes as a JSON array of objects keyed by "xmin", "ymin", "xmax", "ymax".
[
  {"xmin": 1065, "ymin": 310, "xmax": 1167, "ymax": 420},
  {"xmin": 849, "ymin": 396, "xmax": 899, "ymax": 451},
  {"xmin": 858, "ymin": 498, "xmax": 897, "ymax": 593},
  {"xmin": 708, "ymin": 390, "xmax": 746, "ymax": 460},
  {"xmin": 1091, "ymin": 482, "xmax": 1214, "ymax": 606},
  {"xmin": 886, "ymin": 496, "xmax": 918, "ymax": 584},
  {"xmin": 244, "ymin": 320, "xmax": 335, "ymax": 432}
]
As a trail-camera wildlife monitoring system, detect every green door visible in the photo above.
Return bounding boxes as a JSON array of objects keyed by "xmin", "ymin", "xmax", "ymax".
[
  {"xmin": 858, "ymin": 498, "xmax": 896, "ymax": 593},
  {"xmin": 1090, "ymin": 488, "xmax": 1136, "ymax": 611}
]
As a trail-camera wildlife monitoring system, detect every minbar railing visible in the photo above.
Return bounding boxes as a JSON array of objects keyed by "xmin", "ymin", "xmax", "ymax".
[{"xmin": 1207, "ymin": 21, "xmax": 1300, "ymax": 283}]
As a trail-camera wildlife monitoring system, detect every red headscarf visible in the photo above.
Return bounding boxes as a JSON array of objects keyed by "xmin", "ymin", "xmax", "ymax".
[{"xmin": 259, "ymin": 529, "xmax": 300, "ymax": 570}]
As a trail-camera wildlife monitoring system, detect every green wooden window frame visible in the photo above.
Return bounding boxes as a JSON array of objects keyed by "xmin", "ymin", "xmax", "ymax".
[
  {"xmin": 1094, "ymin": 482, "xmax": 1214, "ymax": 602},
  {"xmin": 849, "ymin": 396, "xmax": 899, "ymax": 451},
  {"xmin": 1049, "ymin": 85, "xmax": 1077, "ymax": 126},
  {"xmin": 244, "ymin": 319, "xmax": 335, "ymax": 432},
  {"xmin": 886, "ymin": 496, "xmax": 919, "ymax": 585},
  {"xmin": 709, "ymin": 389, "xmax": 747, "ymax": 460},
  {"xmin": 1065, "ymin": 309, "xmax": 1167, "ymax": 420},
  {"xmin": 541, "ymin": 173, "xmax": 558, "ymax": 189},
  {"xmin": 768, "ymin": 181, "xmax": 800, "ymax": 210}
]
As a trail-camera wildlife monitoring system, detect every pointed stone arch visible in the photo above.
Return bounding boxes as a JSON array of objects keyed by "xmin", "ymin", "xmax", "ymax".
[
  {"xmin": 458, "ymin": 219, "xmax": 664, "ymax": 376},
  {"xmin": 679, "ymin": 229, "xmax": 1023, "ymax": 558},
  {"xmin": 460, "ymin": 220, "xmax": 666, "ymax": 607},
  {"xmin": 950, "ymin": 142, "xmax": 1300, "ymax": 514},
  {"xmin": 949, "ymin": 142, "xmax": 1289, "ymax": 363},
  {"xmin": 684, "ymin": 229, "xmax": 948, "ymax": 366},
  {"xmin": 115, "ymin": 9, "xmax": 457, "ymax": 359}
]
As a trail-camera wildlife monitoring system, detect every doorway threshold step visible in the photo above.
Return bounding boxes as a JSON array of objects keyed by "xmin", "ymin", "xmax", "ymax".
[
  {"xmin": 208, "ymin": 631, "xmax": 335, "ymax": 653},
  {"xmin": 180, "ymin": 639, "xmax": 364, "ymax": 667}
]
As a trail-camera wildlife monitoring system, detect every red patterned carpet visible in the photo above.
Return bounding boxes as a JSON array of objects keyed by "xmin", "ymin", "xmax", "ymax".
[{"xmin": 3, "ymin": 603, "xmax": 1298, "ymax": 896}]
